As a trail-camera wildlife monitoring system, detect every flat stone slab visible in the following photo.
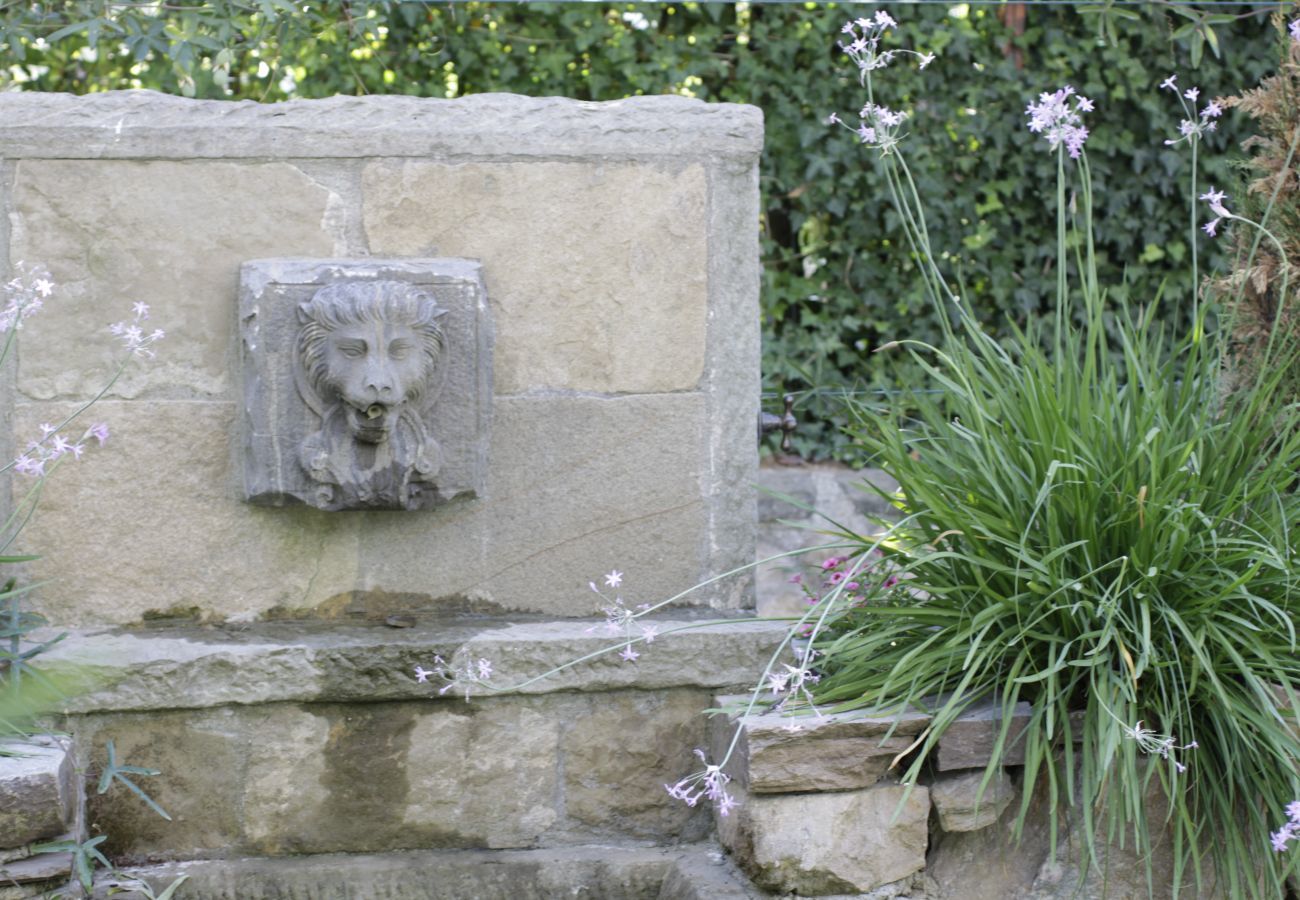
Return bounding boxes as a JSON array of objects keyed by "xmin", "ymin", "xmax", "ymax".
[
  {"xmin": 713, "ymin": 695, "xmax": 931, "ymax": 793},
  {"xmin": 930, "ymin": 768, "xmax": 1015, "ymax": 832},
  {"xmin": 35, "ymin": 616, "xmax": 787, "ymax": 713},
  {"xmin": 717, "ymin": 780, "xmax": 930, "ymax": 895},
  {"xmin": 0, "ymin": 738, "xmax": 76, "ymax": 848},
  {"xmin": 936, "ymin": 699, "xmax": 1032, "ymax": 771},
  {"xmin": 92, "ymin": 844, "xmax": 763, "ymax": 900},
  {"xmin": 0, "ymin": 92, "xmax": 763, "ymax": 161}
]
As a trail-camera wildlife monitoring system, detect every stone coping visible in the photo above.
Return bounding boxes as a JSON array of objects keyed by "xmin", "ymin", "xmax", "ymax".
[
  {"xmin": 0, "ymin": 91, "xmax": 764, "ymax": 161},
  {"xmin": 34, "ymin": 615, "xmax": 787, "ymax": 714},
  {"xmin": 96, "ymin": 843, "xmax": 762, "ymax": 899}
]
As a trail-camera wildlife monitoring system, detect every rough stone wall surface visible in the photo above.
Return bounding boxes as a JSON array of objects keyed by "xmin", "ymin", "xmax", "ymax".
[{"xmin": 0, "ymin": 91, "xmax": 763, "ymax": 625}]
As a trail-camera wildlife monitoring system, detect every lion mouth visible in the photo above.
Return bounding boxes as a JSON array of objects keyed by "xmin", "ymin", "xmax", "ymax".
[{"xmin": 345, "ymin": 402, "xmax": 394, "ymax": 443}]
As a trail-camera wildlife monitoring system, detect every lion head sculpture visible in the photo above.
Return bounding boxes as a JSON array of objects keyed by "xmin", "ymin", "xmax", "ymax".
[{"xmin": 294, "ymin": 281, "xmax": 448, "ymax": 509}]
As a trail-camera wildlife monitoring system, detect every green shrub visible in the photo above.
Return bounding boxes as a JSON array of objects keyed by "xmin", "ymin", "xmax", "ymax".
[{"xmin": 805, "ymin": 19, "xmax": 1300, "ymax": 897}]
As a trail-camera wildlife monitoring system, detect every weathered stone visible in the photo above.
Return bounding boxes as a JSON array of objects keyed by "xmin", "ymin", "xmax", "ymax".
[
  {"xmin": 717, "ymin": 780, "xmax": 929, "ymax": 895},
  {"xmin": 363, "ymin": 160, "xmax": 706, "ymax": 396},
  {"xmin": 699, "ymin": 155, "xmax": 762, "ymax": 612},
  {"xmin": 92, "ymin": 844, "xmax": 762, "ymax": 900},
  {"xmin": 0, "ymin": 92, "xmax": 764, "ymax": 162},
  {"xmin": 239, "ymin": 258, "xmax": 492, "ymax": 511},
  {"xmin": 711, "ymin": 695, "xmax": 931, "ymax": 793},
  {"xmin": 930, "ymin": 768, "xmax": 1015, "ymax": 832},
  {"xmin": 937, "ymin": 699, "xmax": 1033, "ymax": 771},
  {"xmin": 926, "ymin": 775, "xmax": 1057, "ymax": 900},
  {"xmin": 75, "ymin": 709, "xmax": 243, "ymax": 859},
  {"xmin": 19, "ymin": 393, "xmax": 723, "ymax": 623},
  {"xmin": 402, "ymin": 699, "xmax": 559, "ymax": 850},
  {"xmin": 1026, "ymin": 779, "xmax": 1224, "ymax": 900},
  {"xmin": 10, "ymin": 159, "xmax": 338, "ymax": 400},
  {"xmin": 38, "ymin": 619, "xmax": 786, "ymax": 714},
  {"xmin": 0, "ymin": 737, "xmax": 75, "ymax": 848},
  {"xmin": 562, "ymin": 690, "xmax": 712, "ymax": 839},
  {"xmin": 756, "ymin": 464, "xmax": 900, "ymax": 617},
  {"xmin": 0, "ymin": 848, "xmax": 72, "ymax": 896}
]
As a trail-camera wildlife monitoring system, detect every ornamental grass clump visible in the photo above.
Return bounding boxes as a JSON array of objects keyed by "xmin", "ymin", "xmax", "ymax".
[{"xmin": 804, "ymin": 14, "xmax": 1300, "ymax": 899}]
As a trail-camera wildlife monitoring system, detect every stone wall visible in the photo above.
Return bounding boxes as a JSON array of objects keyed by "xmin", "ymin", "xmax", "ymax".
[{"xmin": 0, "ymin": 91, "xmax": 762, "ymax": 626}]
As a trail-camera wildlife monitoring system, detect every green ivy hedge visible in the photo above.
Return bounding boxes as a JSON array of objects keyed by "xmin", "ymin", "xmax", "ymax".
[{"xmin": 1, "ymin": 2, "xmax": 1280, "ymax": 460}]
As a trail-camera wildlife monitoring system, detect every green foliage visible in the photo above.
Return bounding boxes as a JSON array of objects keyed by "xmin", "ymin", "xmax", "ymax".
[
  {"xmin": 801, "ymin": 85, "xmax": 1300, "ymax": 891},
  {"xmin": 0, "ymin": 3, "xmax": 1281, "ymax": 459}
]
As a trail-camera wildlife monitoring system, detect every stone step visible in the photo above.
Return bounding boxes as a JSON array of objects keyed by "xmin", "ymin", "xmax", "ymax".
[{"xmin": 91, "ymin": 844, "xmax": 765, "ymax": 900}]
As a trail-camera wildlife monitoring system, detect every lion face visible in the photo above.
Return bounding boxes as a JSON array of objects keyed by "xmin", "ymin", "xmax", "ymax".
[{"xmin": 297, "ymin": 282, "xmax": 446, "ymax": 445}]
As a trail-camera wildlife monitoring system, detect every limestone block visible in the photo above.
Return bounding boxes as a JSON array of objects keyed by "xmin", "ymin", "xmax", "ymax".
[
  {"xmin": 94, "ymin": 845, "xmax": 761, "ymax": 900},
  {"xmin": 561, "ymin": 689, "xmax": 711, "ymax": 838},
  {"xmin": 717, "ymin": 780, "xmax": 929, "ymax": 895},
  {"xmin": 74, "ymin": 709, "xmax": 243, "ymax": 859},
  {"xmin": 9, "ymin": 160, "xmax": 339, "ymax": 400},
  {"xmin": 937, "ymin": 699, "xmax": 1032, "ymax": 771},
  {"xmin": 0, "ymin": 92, "xmax": 764, "ymax": 163},
  {"xmin": 38, "ymin": 619, "xmax": 787, "ymax": 714},
  {"xmin": 19, "ymin": 392, "xmax": 710, "ymax": 624},
  {"xmin": 0, "ymin": 848, "xmax": 72, "ymax": 897},
  {"xmin": 403, "ymin": 699, "xmax": 559, "ymax": 850},
  {"xmin": 711, "ymin": 695, "xmax": 931, "ymax": 793},
  {"xmin": 362, "ymin": 160, "xmax": 707, "ymax": 395},
  {"xmin": 0, "ymin": 737, "xmax": 75, "ymax": 848},
  {"xmin": 238, "ymin": 258, "xmax": 492, "ymax": 511},
  {"xmin": 929, "ymin": 768, "xmax": 1015, "ymax": 832},
  {"xmin": 241, "ymin": 701, "xmax": 555, "ymax": 855}
]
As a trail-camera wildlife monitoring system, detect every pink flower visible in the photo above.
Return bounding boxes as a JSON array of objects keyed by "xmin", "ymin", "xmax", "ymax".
[{"xmin": 619, "ymin": 645, "xmax": 639, "ymax": 662}]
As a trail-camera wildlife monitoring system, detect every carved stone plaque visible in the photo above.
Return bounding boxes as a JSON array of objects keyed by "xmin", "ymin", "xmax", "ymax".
[{"xmin": 239, "ymin": 259, "xmax": 491, "ymax": 511}]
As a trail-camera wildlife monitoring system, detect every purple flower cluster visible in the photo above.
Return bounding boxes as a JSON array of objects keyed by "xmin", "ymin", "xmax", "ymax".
[
  {"xmin": 1200, "ymin": 187, "xmax": 1232, "ymax": 237},
  {"xmin": 1, "ymin": 264, "xmax": 54, "ymax": 333},
  {"xmin": 837, "ymin": 12, "xmax": 934, "ymax": 74},
  {"xmin": 1025, "ymin": 85, "xmax": 1092, "ymax": 159},
  {"xmin": 13, "ymin": 421, "xmax": 110, "ymax": 478},
  {"xmin": 1160, "ymin": 75, "xmax": 1222, "ymax": 147},
  {"xmin": 1271, "ymin": 801, "xmax": 1300, "ymax": 852},
  {"xmin": 1122, "ymin": 720, "xmax": 1197, "ymax": 774},
  {"xmin": 827, "ymin": 13, "xmax": 933, "ymax": 154},
  {"xmin": 585, "ymin": 570, "xmax": 658, "ymax": 664},
  {"xmin": 665, "ymin": 748, "xmax": 736, "ymax": 816},
  {"xmin": 109, "ymin": 302, "xmax": 165, "ymax": 358},
  {"xmin": 415, "ymin": 652, "xmax": 493, "ymax": 699},
  {"xmin": 1290, "ymin": 18, "xmax": 1300, "ymax": 42}
]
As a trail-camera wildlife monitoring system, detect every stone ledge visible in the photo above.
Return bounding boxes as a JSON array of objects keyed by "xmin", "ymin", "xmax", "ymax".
[
  {"xmin": 0, "ymin": 92, "xmax": 764, "ymax": 161},
  {"xmin": 35, "ymin": 616, "xmax": 787, "ymax": 713},
  {"xmin": 712, "ymin": 694, "xmax": 931, "ymax": 793},
  {"xmin": 93, "ymin": 843, "xmax": 763, "ymax": 900}
]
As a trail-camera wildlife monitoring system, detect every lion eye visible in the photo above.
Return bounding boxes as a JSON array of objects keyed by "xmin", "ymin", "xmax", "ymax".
[
  {"xmin": 389, "ymin": 340, "xmax": 413, "ymax": 360},
  {"xmin": 337, "ymin": 341, "xmax": 367, "ymax": 359}
]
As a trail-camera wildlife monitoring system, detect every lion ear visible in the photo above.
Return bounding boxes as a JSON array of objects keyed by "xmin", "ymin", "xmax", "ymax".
[{"xmin": 297, "ymin": 302, "xmax": 314, "ymax": 325}]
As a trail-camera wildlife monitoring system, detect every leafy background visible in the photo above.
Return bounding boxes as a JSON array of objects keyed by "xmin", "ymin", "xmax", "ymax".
[{"xmin": 0, "ymin": 1, "xmax": 1283, "ymax": 460}]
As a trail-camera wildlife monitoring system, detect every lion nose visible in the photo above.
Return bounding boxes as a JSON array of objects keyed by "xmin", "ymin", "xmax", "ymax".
[{"xmin": 363, "ymin": 364, "xmax": 396, "ymax": 402}]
